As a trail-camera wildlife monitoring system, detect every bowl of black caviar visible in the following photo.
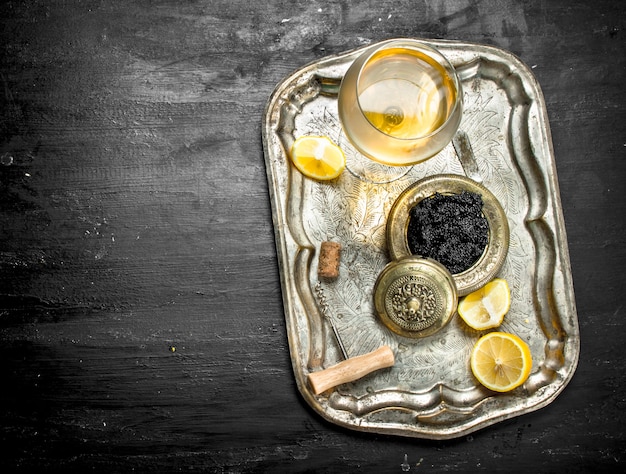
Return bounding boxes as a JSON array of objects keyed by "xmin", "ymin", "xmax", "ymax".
[{"xmin": 385, "ymin": 174, "xmax": 509, "ymax": 296}]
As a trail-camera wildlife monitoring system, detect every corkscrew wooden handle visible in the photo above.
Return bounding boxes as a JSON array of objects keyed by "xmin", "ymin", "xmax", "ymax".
[{"xmin": 307, "ymin": 346, "xmax": 395, "ymax": 395}]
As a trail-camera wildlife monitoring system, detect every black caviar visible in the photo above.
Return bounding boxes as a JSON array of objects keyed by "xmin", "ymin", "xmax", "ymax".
[{"xmin": 407, "ymin": 191, "xmax": 489, "ymax": 274}]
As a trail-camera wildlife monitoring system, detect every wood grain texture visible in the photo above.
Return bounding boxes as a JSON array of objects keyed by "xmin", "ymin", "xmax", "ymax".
[{"xmin": 1, "ymin": 0, "xmax": 625, "ymax": 472}]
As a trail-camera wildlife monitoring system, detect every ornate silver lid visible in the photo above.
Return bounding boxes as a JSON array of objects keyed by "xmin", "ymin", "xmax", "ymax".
[{"xmin": 374, "ymin": 256, "xmax": 457, "ymax": 338}]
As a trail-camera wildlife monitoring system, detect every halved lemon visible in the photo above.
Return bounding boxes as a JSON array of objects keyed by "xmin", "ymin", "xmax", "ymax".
[
  {"xmin": 457, "ymin": 278, "xmax": 511, "ymax": 330},
  {"xmin": 289, "ymin": 135, "xmax": 346, "ymax": 181},
  {"xmin": 470, "ymin": 331, "xmax": 532, "ymax": 392}
]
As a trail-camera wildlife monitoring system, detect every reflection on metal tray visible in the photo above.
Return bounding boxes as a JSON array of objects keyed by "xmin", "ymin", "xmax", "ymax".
[{"xmin": 262, "ymin": 38, "xmax": 579, "ymax": 439}]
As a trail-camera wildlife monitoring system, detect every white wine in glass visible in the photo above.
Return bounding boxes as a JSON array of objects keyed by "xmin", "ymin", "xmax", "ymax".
[{"xmin": 338, "ymin": 39, "xmax": 462, "ymax": 166}]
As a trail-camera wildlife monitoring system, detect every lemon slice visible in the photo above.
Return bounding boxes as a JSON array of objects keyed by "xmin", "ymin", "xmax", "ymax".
[
  {"xmin": 290, "ymin": 136, "xmax": 346, "ymax": 181},
  {"xmin": 470, "ymin": 331, "xmax": 532, "ymax": 392},
  {"xmin": 457, "ymin": 278, "xmax": 511, "ymax": 330}
]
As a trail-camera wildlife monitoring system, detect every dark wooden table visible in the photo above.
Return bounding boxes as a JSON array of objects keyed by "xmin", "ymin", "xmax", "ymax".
[{"xmin": 1, "ymin": 1, "xmax": 625, "ymax": 472}]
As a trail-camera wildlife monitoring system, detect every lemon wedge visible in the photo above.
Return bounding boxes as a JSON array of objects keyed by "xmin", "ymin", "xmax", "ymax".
[
  {"xmin": 289, "ymin": 136, "xmax": 346, "ymax": 181},
  {"xmin": 457, "ymin": 278, "xmax": 511, "ymax": 330}
]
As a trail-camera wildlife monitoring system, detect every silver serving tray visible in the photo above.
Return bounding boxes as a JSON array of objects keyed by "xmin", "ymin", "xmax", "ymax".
[{"xmin": 262, "ymin": 39, "xmax": 579, "ymax": 439}]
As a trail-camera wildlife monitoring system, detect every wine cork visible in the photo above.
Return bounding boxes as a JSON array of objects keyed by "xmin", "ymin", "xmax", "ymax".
[{"xmin": 318, "ymin": 241, "xmax": 341, "ymax": 279}]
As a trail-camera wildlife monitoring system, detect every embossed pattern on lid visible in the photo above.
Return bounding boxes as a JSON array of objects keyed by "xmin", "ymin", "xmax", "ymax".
[{"xmin": 374, "ymin": 256, "xmax": 458, "ymax": 338}]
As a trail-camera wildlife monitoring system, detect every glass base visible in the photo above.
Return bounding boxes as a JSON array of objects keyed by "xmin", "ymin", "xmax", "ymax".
[{"xmin": 339, "ymin": 131, "xmax": 413, "ymax": 185}]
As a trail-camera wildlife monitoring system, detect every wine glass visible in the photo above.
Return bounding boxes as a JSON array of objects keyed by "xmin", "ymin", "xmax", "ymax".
[{"xmin": 338, "ymin": 39, "xmax": 463, "ymax": 166}]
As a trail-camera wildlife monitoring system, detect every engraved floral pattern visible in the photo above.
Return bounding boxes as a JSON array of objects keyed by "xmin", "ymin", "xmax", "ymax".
[{"xmin": 389, "ymin": 278, "xmax": 438, "ymax": 329}]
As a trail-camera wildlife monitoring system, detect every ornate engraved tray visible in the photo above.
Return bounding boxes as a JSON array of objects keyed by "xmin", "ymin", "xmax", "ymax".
[{"xmin": 262, "ymin": 39, "xmax": 579, "ymax": 439}]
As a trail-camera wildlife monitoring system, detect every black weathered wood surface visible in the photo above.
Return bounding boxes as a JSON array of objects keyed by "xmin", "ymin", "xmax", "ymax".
[{"xmin": 1, "ymin": 1, "xmax": 625, "ymax": 472}]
